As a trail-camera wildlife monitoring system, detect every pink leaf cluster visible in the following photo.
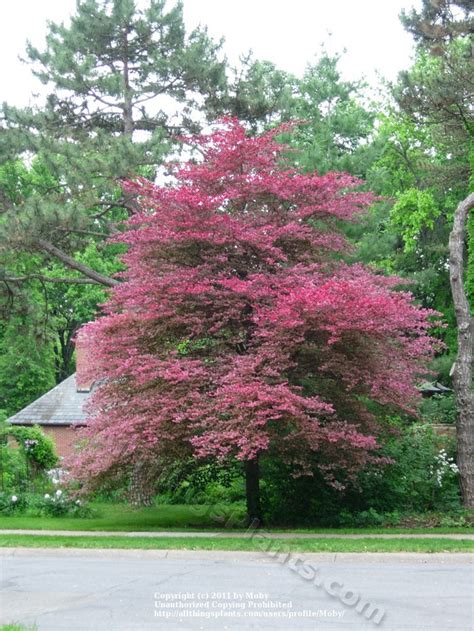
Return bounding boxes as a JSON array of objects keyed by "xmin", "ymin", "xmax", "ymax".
[{"xmin": 70, "ymin": 120, "xmax": 440, "ymax": 486}]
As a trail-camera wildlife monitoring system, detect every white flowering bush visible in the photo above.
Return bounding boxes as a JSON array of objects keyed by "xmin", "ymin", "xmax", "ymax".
[
  {"xmin": 430, "ymin": 449, "xmax": 459, "ymax": 487},
  {"xmin": 336, "ymin": 421, "xmax": 462, "ymax": 519},
  {"xmin": 40, "ymin": 489, "xmax": 92, "ymax": 517},
  {"xmin": 0, "ymin": 489, "xmax": 93, "ymax": 517}
]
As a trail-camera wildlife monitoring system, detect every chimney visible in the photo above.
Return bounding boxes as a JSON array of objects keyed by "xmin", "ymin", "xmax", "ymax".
[{"xmin": 75, "ymin": 329, "xmax": 94, "ymax": 392}]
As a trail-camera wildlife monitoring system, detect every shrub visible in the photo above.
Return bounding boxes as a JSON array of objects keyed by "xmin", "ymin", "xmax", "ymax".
[
  {"xmin": 155, "ymin": 459, "xmax": 245, "ymax": 505},
  {"xmin": 0, "ymin": 445, "xmax": 27, "ymax": 492},
  {"xmin": 4, "ymin": 425, "xmax": 58, "ymax": 471},
  {"xmin": 357, "ymin": 422, "xmax": 460, "ymax": 513},
  {"xmin": 0, "ymin": 423, "xmax": 58, "ymax": 494},
  {"xmin": 0, "ymin": 489, "xmax": 94, "ymax": 518},
  {"xmin": 419, "ymin": 394, "xmax": 457, "ymax": 425},
  {"xmin": 38, "ymin": 490, "xmax": 94, "ymax": 517},
  {"xmin": 259, "ymin": 421, "xmax": 461, "ymax": 526},
  {"xmin": 0, "ymin": 492, "xmax": 28, "ymax": 515}
]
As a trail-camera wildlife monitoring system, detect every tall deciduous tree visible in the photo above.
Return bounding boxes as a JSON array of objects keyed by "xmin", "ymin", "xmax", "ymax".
[
  {"xmin": 360, "ymin": 108, "xmax": 466, "ymax": 360},
  {"xmin": 0, "ymin": 317, "xmax": 56, "ymax": 417},
  {"xmin": 397, "ymin": 0, "xmax": 474, "ymax": 505},
  {"xmin": 71, "ymin": 121, "xmax": 439, "ymax": 521},
  {"xmin": 449, "ymin": 192, "xmax": 474, "ymax": 507}
]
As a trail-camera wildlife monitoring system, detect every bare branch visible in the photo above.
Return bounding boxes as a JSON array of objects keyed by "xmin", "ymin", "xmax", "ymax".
[
  {"xmin": 2, "ymin": 274, "xmax": 102, "ymax": 285},
  {"xmin": 36, "ymin": 238, "xmax": 119, "ymax": 287},
  {"xmin": 53, "ymin": 227, "xmax": 108, "ymax": 238}
]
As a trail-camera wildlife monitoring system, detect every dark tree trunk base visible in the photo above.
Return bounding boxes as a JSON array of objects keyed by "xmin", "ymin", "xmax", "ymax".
[
  {"xmin": 245, "ymin": 457, "xmax": 262, "ymax": 527},
  {"xmin": 128, "ymin": 462, "xmax": 155, "ymax": 507}
]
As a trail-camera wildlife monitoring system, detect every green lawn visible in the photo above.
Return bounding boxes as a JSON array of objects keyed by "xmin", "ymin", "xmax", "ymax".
[
  {"xmin": 0, "ymin": 503, "xmax": 473, "ymax": 534},
  {"xmin": 0, "ymin": 533, "xmax": 472, "ymax": 553},
  {"xmin": 0, "ymin": 503, "xmax": 245, "ymax": 531}
]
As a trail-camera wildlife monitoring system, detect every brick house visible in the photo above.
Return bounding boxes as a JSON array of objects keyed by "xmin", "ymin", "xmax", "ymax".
[{"xmin": 7, "ymin": 371, "xmax": 92, "ymax": 460}]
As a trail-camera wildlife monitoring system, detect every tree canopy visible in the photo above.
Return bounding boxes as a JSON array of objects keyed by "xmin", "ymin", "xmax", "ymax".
[{"xmin": 71, "ymin": 121, "xmax": 440, "ymax": 519}]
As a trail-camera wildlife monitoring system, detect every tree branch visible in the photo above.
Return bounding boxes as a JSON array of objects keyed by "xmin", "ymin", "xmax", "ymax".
[
  {"xmin": 54, "ymin": 227, "xmax": 108, "ymax": 238},
  {"xmin": 36, "ymin": 238, "xmax": 119, "ymax": 287},
  {"xmin": 3, "ymin": 274, "xmax": 102, "ymax": 285},
  {"xmin": 91, "ymin": 201, "xmax": 130, "ymax": 219}
]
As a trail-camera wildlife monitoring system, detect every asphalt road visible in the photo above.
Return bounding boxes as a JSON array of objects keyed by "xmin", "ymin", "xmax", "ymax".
[{"xmin": 1, "ymin": 550, "xmax": 472, "ymax": 630}]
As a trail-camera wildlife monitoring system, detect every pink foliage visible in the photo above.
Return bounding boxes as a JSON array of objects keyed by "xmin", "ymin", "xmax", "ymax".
[{"xmin": 70, "ymin": 120, "xmax": 440, "ymax": 487}]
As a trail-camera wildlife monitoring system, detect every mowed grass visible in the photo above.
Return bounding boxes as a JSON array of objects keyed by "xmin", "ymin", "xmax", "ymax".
[
  {"xmin": 0, "ymin": 503, "xmax": 245, "ymax": 531},
  {"xmin": 0, "ymin": 533, "xmax": 472, "ymax": 553},
  {"xmin": 0, "ymin": 503, "xmax": 473, "ymax": 534}
]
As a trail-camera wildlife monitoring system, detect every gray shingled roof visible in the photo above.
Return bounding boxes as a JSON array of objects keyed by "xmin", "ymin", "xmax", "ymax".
[{"xmin": 7, "ymin": 373, "xmax": 90, "ymax": 426}]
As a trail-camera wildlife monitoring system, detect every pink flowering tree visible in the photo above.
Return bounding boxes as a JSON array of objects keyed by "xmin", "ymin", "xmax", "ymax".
[{"xmin": 71, "ymin": 120, "xmax": 439, "ymax": 522}]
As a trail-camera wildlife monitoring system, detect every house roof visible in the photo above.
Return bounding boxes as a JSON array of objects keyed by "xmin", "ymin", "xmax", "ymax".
[
  {"xmin": 7, "ymin": 373, "xmax": 90, "ymax": 426},
  {"xmin": 418, "ymin": 381, "xmax": 452, "ymax": 395}
]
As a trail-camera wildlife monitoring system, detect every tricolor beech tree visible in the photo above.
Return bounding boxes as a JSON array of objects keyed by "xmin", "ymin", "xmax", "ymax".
[{"xmin": 71, "ymin": 120, "xmax": 439, "ymax": 522}]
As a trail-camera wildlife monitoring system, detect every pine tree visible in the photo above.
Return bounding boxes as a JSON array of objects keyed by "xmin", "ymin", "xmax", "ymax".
[
  {"xmin": 290, "ymin": 54, "xmax": 376, "ymax": 177},
  {"xmin": 205, "ymin": 53, "xmax": 297, "ymax": 131},
  {"xmin": 1, "ymin": 0, "xmax": 226, "ymax": 288},
  {"xmin": 400, "ymin": 0, "xmax": 473, "ymax": 51}
]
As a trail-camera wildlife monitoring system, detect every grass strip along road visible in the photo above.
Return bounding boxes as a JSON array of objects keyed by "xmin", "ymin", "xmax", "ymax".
[{"xmin": 0, "ymin": 534, "xmax": 473, "ymax": 553}]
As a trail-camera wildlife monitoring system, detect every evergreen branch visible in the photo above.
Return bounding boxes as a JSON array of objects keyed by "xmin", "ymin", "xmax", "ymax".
[
  {"xmin": 91, "ymin": 202, "xmax": 131, "ymax": 218},
  {"xmin": 53, "ymin": 227, "xmax": 109, "ymax": 238}
]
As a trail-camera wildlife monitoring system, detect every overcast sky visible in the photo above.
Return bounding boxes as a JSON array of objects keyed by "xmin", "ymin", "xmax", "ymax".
[{"xmin": 1, "ymin": 0, "xmax": 421, "ymax": 107}]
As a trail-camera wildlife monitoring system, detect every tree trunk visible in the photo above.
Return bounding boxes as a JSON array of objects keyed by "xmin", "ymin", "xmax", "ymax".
[
  {"xmin": 128, "ymin": 462, "xmax": 155, "ymax": 507},
  {"xmin": 118, "ymin": 28, "xmax": 144, "ymax": 217},
  {"xmin": 245, "ymin": 457, "xmax": 262, "ymax": 526},
  {"xmin": 55, "ymin": 321, "xmax": 79, "ymax": 382},
  {"xmin": 449, "ymin": 192, "xmax": 474, "ymax": 507},
  {"xmin": 122, "ymin": 27, "xmax": 134, "ymax": 137}
]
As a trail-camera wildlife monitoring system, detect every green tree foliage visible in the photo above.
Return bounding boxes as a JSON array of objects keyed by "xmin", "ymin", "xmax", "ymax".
[
  {"xmin": 343, "ymin": 108, "xmax": 457, "ymax": 360},
  {"xmin": 0, "ymin": 1, "xmax": 227, "ymax": 415},
  {"xmin": 289, "ymin": 53, "xmax": 376, "ymax": 176},
  {"xmin": 208, "ymin": 51, "xmax": 377, "ymax": 176},
  {"xmin": 0, "ymin": 157, "xmax": 122, "ymax": 397},
  {"xmin": 401, "ymin": 0, "xmax": 473, "ymax": 50},
  {"xmin": 206, "ymin": 54, "xmax": 297, "ymax": 130},
  {"xmin": 358, "ymin": 17, "xmax": 473, "ymax": 370},
  {"xmin": 395, "ymin": 42, "xmax": 473, "ymax": 173},
  {"xmin": 0, "ymin": 318, "xmax": 56, "ymax": 416},
  {"xmin": 390, "ymin": 188, "xmax": 440, "ymax": 253}
]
